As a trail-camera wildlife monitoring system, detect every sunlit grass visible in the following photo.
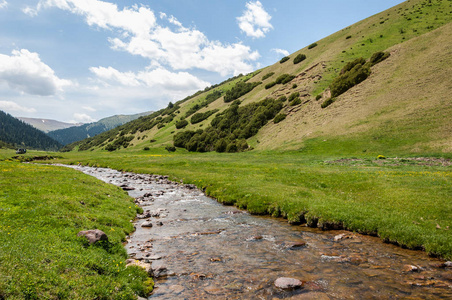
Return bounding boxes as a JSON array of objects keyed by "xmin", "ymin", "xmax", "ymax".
[
  {"xmin": 45, "ymin": 148, "xmax": 452, "ymax": 260},
  {"xmin": 0, "ymin": 158, "xmax": 152, "ymax": 299}
]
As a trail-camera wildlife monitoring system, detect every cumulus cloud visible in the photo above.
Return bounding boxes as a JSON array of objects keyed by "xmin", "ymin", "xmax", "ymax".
[
  {"xmin": 237, "ymin": 1, "xmax": 273, "ymax": 38},
  {"xmin": 35, "ymin": 0, "xmax": 259, "ymax": 76},
  {"xmin": 0, "ymin": 49, "xmax": 72, "ymax": 96},
  {"xmin": 0, "ymin": 0, "xmax": 7, "ymax": 10},
  {"xmin": 89, "ymin": 66, "xmax": 210, "ymax": 91},
  {"xmin": 272, "ymin": 48, "xmax": 290, "ymax": 57},
  {"xmin": 0, "ymin": 101, "xmax": 36, "ymax": 113},
  {"xmin": 71, "ymin": 113, "xmax": 95, "ymax": 123}
]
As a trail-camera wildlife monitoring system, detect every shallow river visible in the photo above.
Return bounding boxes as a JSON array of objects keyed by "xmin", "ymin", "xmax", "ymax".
[{"xmin": 64, "ymin": 165, "xmax": 452, "ymax": 299}]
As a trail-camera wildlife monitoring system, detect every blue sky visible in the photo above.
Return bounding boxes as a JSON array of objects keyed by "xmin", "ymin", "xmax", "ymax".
[{"xmin": 0, "ymin": 0, "xmax": 405, "ymax": 123}]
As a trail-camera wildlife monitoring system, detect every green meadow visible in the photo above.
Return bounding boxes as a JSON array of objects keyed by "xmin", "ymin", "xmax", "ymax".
[
  {"xmin": 0, "ymin": 153, "xmax": 152, "ymax": 300},
  {"xmin": 39, "ymin": 148, "xmax": 452, "ymax": 260}
]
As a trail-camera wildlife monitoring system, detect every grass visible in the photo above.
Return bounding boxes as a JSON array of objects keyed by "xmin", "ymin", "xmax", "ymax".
[
  {"xmin": 0, "ymin": 151, "xmax": 152, "ymax": 299},
  {"xmin": 34, "ymin": 147, "xmax": 452, "ymax": 260}
]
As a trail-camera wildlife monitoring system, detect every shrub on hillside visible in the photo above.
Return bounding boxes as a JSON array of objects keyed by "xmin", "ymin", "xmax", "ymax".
[
  {"xmin": 293, "ymin": 54, "xmax": 306, "ymax": 64},
  {"xmin": 165, "ymin": 145, "xmax": 176, "ymax": 152},
  {"xmin": 308, "ymin": 42, "xmax": 318, "ymax": 49},
  {"xmin": 288, "ymin": 92, "xmax": 300, "ymax": 102},
  {"xmin": 185, "ymin": 90, "xmax": 223, "ymax": 118},
  {"xmin": 224, "ymin": 81, "xmax": 261, "ymax": 103},
  {"xmin": 316, "ymin": 94, "xmax": 322, "ymax": 100},
  {"xmin": 290, "ymin": 98, "xmax": 302, "ymax": 106},
  {"xmin": 277, "ymin": 95, "xmax": 287, "ymax": 102},
  {"xmin": 280, "ymin": 56, "xmax": 290, "ymax": 64},
  {"xmin": 275, "ymin": 74, "xmax": 296, "ymax": 85},
  {"xmin": 273, "ymin": 113, "xmax": 287, "ymax": 124},
  {"xmin": 175, "ymin": 119, "xmax": 188, "ymax": 129},
  {"xmin": 265, "ymin": 81, "xmax": 277, "ymax": 89},
  {"xmin": 190, "ymin": 109, "xmax": 219, "ymax": 124},
  {"xmin": 174, "ymin": 98, "xmax": 283, "ymax": 153},
  {"xmin": 321, "ymin": 97, "xmax": 336, "ymax": 108},
  {"xmin": 369, "ymin": 51, "xmax": 390, "ymax": 66},
  {"xmin": 262, "ymin": 72, "xmax": 275, "ymax": 80},
  {"xmin": 330, "ymin": 57, "xmax": 370, "ymax": 97}
]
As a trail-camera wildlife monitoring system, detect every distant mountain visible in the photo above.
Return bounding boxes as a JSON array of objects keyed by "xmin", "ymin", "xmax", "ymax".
[
  {"xmin": 18, "ymin": 117, "xmax": 82, "ymax": 133},
  {"xmin": 0, "ymin": 110, "xmax": 62, "ymax": 151},
  {"xmin": 47, "ymin": 111, "xmax": 153, "ymax": 145}
]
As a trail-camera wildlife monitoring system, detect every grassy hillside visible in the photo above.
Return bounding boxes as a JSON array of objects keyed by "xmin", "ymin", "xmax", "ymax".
[{"xmin": 65, "ymin": 0, "xmax": 451, "ymax": 156}]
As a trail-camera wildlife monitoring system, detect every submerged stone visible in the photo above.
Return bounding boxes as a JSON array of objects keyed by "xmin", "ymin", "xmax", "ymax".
[{"xmin": 274, "ymin": 277, "xmax": 303, "ymax": 290}]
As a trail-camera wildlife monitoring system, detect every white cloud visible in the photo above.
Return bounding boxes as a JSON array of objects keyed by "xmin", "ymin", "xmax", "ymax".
[
  {"xmin": 89, "ymin": 66, "xmax": 210, "ymax": 91},
  {"xmin": 22, "ymin": 6, "xmax": 38, "ymax": 16},
  {"xmin": 82, "ymin": 106, "xmax": 96, "ymax": 112},
  {"xmin": 0, "ymin": 1, "xmax": 7, "ymax": 10},
  {"xmin": 0, "ymin": 49, "xmax": 72, "ymax": 96},
  {"xmin": 237, "ymin": 1, "xmax": 273, "ymax": 38},
  {"xmin": 0, "ymin": 101, "xmax": 36, "ymax": 113},
  {"xmin": 72, "ymin": 113, "xmax": 95, "ymax": 123},
  {"xmin": 272, "ymin": 48, "xmax": 290, "ymax": 57},
  {"xmin": 37, "ymin": 0, "xmax": 260, "ymax": 76}
]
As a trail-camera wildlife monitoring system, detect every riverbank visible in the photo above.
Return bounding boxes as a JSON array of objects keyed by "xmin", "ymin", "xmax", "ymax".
[
  {"xmin": 42, "ymin": 149, "xmax": 452, "ymax": 260},
  {"xmin": 61, "ymin": 164, "xmax": 452, "ymax": 299},
  {"xmin": 0, "ymin": 160, "xmax": 152, "ymax": 299}
]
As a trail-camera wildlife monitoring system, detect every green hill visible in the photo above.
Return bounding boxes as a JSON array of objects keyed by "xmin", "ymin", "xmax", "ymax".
[
  {"xmin": 48, "ymin": 111, "xmax": 152, "ymax": 145},
  {"xmin": 65, "ymin": 0, "xmax": 451, "ymax": 156},
  {"xmin": 0, "ymin": 110, "xmax": 62, "ymax": 151}
]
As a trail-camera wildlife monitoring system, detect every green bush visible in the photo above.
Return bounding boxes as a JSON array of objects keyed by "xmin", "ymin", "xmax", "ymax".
[
  {"xmin": 330, "ymin": 57, "xmax": 370, "ymax": 97},
  {"xmin": 262, "ymin": 72, "xmax": 275, "ymax": 80},
  {"xmin": 321, "ymin": 97, "xmax": 336, "ymax": 108},
  {"xmin": 215, "ymin": 139, "xmax": 227, "ymax": 153},
  {"xmin": 288, "ymin": 92, "xmax": 300, "ymax": 102},
  {"xmin": 174, "ymin": 98, "xmax": 283, "ymax": 153},
  {"xmin": 280, "ymin": 56, "xmax": 290, "ymax": 64},
  {"xmin": 143, "ymin": 146, "xmax": 150, "ymax": 151},
  {"xmin": 293, "ymin": 53, "xmax": 306, "ymax": 64},
  {"xmin": 290, "ymin": 98, "xmax": 302, "ymax": 106},
  {"xmin": 277, "ymin": 95, "xmax": 287, "ymax": 102},
  {"xmin": 316, "ymin": 94, "xmax": 322, "ymax": 100},
  {"xmin": 273, "ymin": 113, "xmax": 287, "ymax": 123},
  {"xmin": 369, "ymin": 51, "xmax": 390, "ymax": 66},
  {"xmin": 308, "ymin": 42, "xmax": 318, "ymax": 49},
  {"xmin": 275, "ymin": 74, "xmax": 296, "ymax": 85},
  {"xmin": 265, "ymin": 81, "xmax": 277, "ymax": 89},
  {"xmin": 224, "ymin": 81, "xmax": 261, "ymax": 103},
  {"xmin": 165, "ymin": 145, "xmax": 176, "ymax": 152},
  {"xmin": 175, "ymin": 119, "xmax": 188, "ymax": 129},
  {"xmin": 292, "ymin": 84, "xmax": 298, "ymax": 89},
  {"xmin": 190, "ymin": 109, "xmax": 219, "ymax": 124}
]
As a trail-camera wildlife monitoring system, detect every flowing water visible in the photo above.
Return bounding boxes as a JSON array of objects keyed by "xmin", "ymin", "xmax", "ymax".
[{"xmin": 63, "ymin": 165, "xmax": 452, "ymax": 299}]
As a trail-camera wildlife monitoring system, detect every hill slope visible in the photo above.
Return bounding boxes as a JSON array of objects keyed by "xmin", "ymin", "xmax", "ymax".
[
  {"xmin": 66, "ymin": 0, "xmax": 452, "ymax": 156},
  {"xmin": 17, "ymin": 117, "xmax": 82, "ymax": 133},
  {"xmin": 48, "ymin": 111, "xmax": 152, "ymax": 145},
  {"xmin": 0, "ymin": 111, "xmax": 62, "ymax": 151}
]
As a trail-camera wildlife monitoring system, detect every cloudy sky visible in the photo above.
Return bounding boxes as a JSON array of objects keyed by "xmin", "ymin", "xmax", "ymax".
[{"xmin": 0, "ymin": 0, "xmax": 404, "ymax": 123}]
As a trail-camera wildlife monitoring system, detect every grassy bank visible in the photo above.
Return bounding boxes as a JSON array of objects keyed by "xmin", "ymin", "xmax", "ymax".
[
  {"xmin": 0, "ymin": 154, "xmax": 152, "ymax": 299},
  {"xmin": 39, "ymin": 148, "xmax": 452, "ymax": 260}
]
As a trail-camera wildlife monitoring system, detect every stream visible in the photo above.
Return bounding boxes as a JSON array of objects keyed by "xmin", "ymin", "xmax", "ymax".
[{"xmin": 62, "ymin": 165, "xmax": 452, "ymax": 299}]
